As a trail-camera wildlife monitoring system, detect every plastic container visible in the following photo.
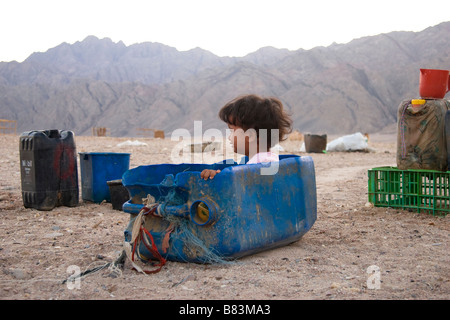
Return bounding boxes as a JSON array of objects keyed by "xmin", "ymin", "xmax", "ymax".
[
  {"xmin": 304, "ymin": 134, "xmax": 327, "ymax": 153},
  {"xmin": 19, "ymin": 130, "xmax": 79, "ymax": 210},
  {"xmin": 397, "ymin": 99, "xmax": 450, "ymax": 171},
  {"xmin": 122, "ymin": 155, "xmax": 317, "ymax": 263},
  {"xmin": 107, "ymin": 179, "xmax": 130, "ymax": 210},
  {"xmin": 79, "ymin": 152, "xmax": 130, "ymax": 203},
  {"xmin": 419, "ymin": 69, "xmax": 450, "ymax": 99},
  {"xmin": 368, "ymin": 166, "xmax": 449, "ymax": 216}
]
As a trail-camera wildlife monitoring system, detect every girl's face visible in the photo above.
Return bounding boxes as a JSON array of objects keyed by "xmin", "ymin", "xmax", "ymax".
[{"xmin": 227, "ymin": 123, "xmax": 257, "ymax": 156}]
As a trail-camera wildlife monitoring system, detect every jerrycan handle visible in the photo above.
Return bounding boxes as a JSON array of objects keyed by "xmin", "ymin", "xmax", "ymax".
[{"xmin": 46, "ymin": 129, "xmax": 61, "ymax": 139}]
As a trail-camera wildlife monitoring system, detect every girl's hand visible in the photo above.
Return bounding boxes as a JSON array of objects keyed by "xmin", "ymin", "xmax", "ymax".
[{"xmin": 200, "ymin": 169, "xmax": 221, "ymax": 180}]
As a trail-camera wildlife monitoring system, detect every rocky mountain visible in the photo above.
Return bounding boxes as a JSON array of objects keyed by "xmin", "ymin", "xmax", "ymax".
[{"xmin": 0, "ymin": 21, "xmax": 449, "ymax": 138}]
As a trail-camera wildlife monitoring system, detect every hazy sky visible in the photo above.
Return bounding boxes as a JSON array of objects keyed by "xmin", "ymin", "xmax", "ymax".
[{"xmin": 1, "ymin": 0, "xmax": 449, "ymax": 62}]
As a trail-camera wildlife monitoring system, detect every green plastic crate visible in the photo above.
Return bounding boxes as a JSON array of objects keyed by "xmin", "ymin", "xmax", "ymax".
[{"xmin": 368, "ymin": 166, "xmax": 450, "ymax": 216}]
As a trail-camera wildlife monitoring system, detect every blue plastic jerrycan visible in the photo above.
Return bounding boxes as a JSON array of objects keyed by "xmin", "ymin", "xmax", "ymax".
[{"xmin": 122, "ymin": 155, "xmax": 317, "ymax": 263}]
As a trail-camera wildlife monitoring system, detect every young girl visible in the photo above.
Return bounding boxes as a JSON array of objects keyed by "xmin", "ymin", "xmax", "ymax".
[{"xmin": 201, "ymin": 94, "xmax": 293, "ymax": 180}]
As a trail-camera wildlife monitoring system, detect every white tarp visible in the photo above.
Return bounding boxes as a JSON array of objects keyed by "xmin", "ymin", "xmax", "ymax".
[
  {"xmin": 326, "ymin": 132, "xmax": 368, "ymax": 152},
  {"xmin": 117, "ymin": 140, "xmax": 148, "ymax": 147}
]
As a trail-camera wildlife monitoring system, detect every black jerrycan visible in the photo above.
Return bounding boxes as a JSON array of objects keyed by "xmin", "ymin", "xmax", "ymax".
[{"xmin": 19, "ymin": 130, "xmax": 79, "ymax": 210}]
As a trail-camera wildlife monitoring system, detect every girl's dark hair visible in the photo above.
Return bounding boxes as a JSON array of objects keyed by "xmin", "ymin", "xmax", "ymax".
[{"xmin": 219, "ymin": 94, "xmax": 293, "ymax": 147}]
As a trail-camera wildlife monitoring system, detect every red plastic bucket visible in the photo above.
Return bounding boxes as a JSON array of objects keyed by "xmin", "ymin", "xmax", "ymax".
[{"xmin": 419, "ymin": 69, "xmax": 450, "ymax": 99}]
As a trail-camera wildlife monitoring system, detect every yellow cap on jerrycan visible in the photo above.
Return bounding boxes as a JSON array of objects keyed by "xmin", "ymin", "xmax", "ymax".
[
  {"xmin": 411, "ymin": 99, "xmax": 426, "ymax": 105},
  {"xmin": 410, "ymin": 99, "xmax": 426, "ymax": 113}
]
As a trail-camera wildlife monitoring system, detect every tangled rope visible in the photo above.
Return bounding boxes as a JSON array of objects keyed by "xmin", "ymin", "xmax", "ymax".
[
  {"xmin": 61, "ymin": 198, "xmax": 165, "ymax": 285},
  {"xmin": 61, "ymin": 250, "xmax": 127, "ymax": 285},
  {"xmin": 61, "ymin": 190, "xmax": 236, "ymax": 285},
  {"xmin": 400, "ymin": 101, "xmax": 409, "ymax": 159},
  {"xmin": 123, "ymin": 202, "xmax": 169, "ymax": 274}
]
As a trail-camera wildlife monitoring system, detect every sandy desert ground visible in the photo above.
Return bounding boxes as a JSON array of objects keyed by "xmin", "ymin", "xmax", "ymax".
[{"xmin": 0, "ymin": 132, "xmax": 448, "ymax": 301}]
